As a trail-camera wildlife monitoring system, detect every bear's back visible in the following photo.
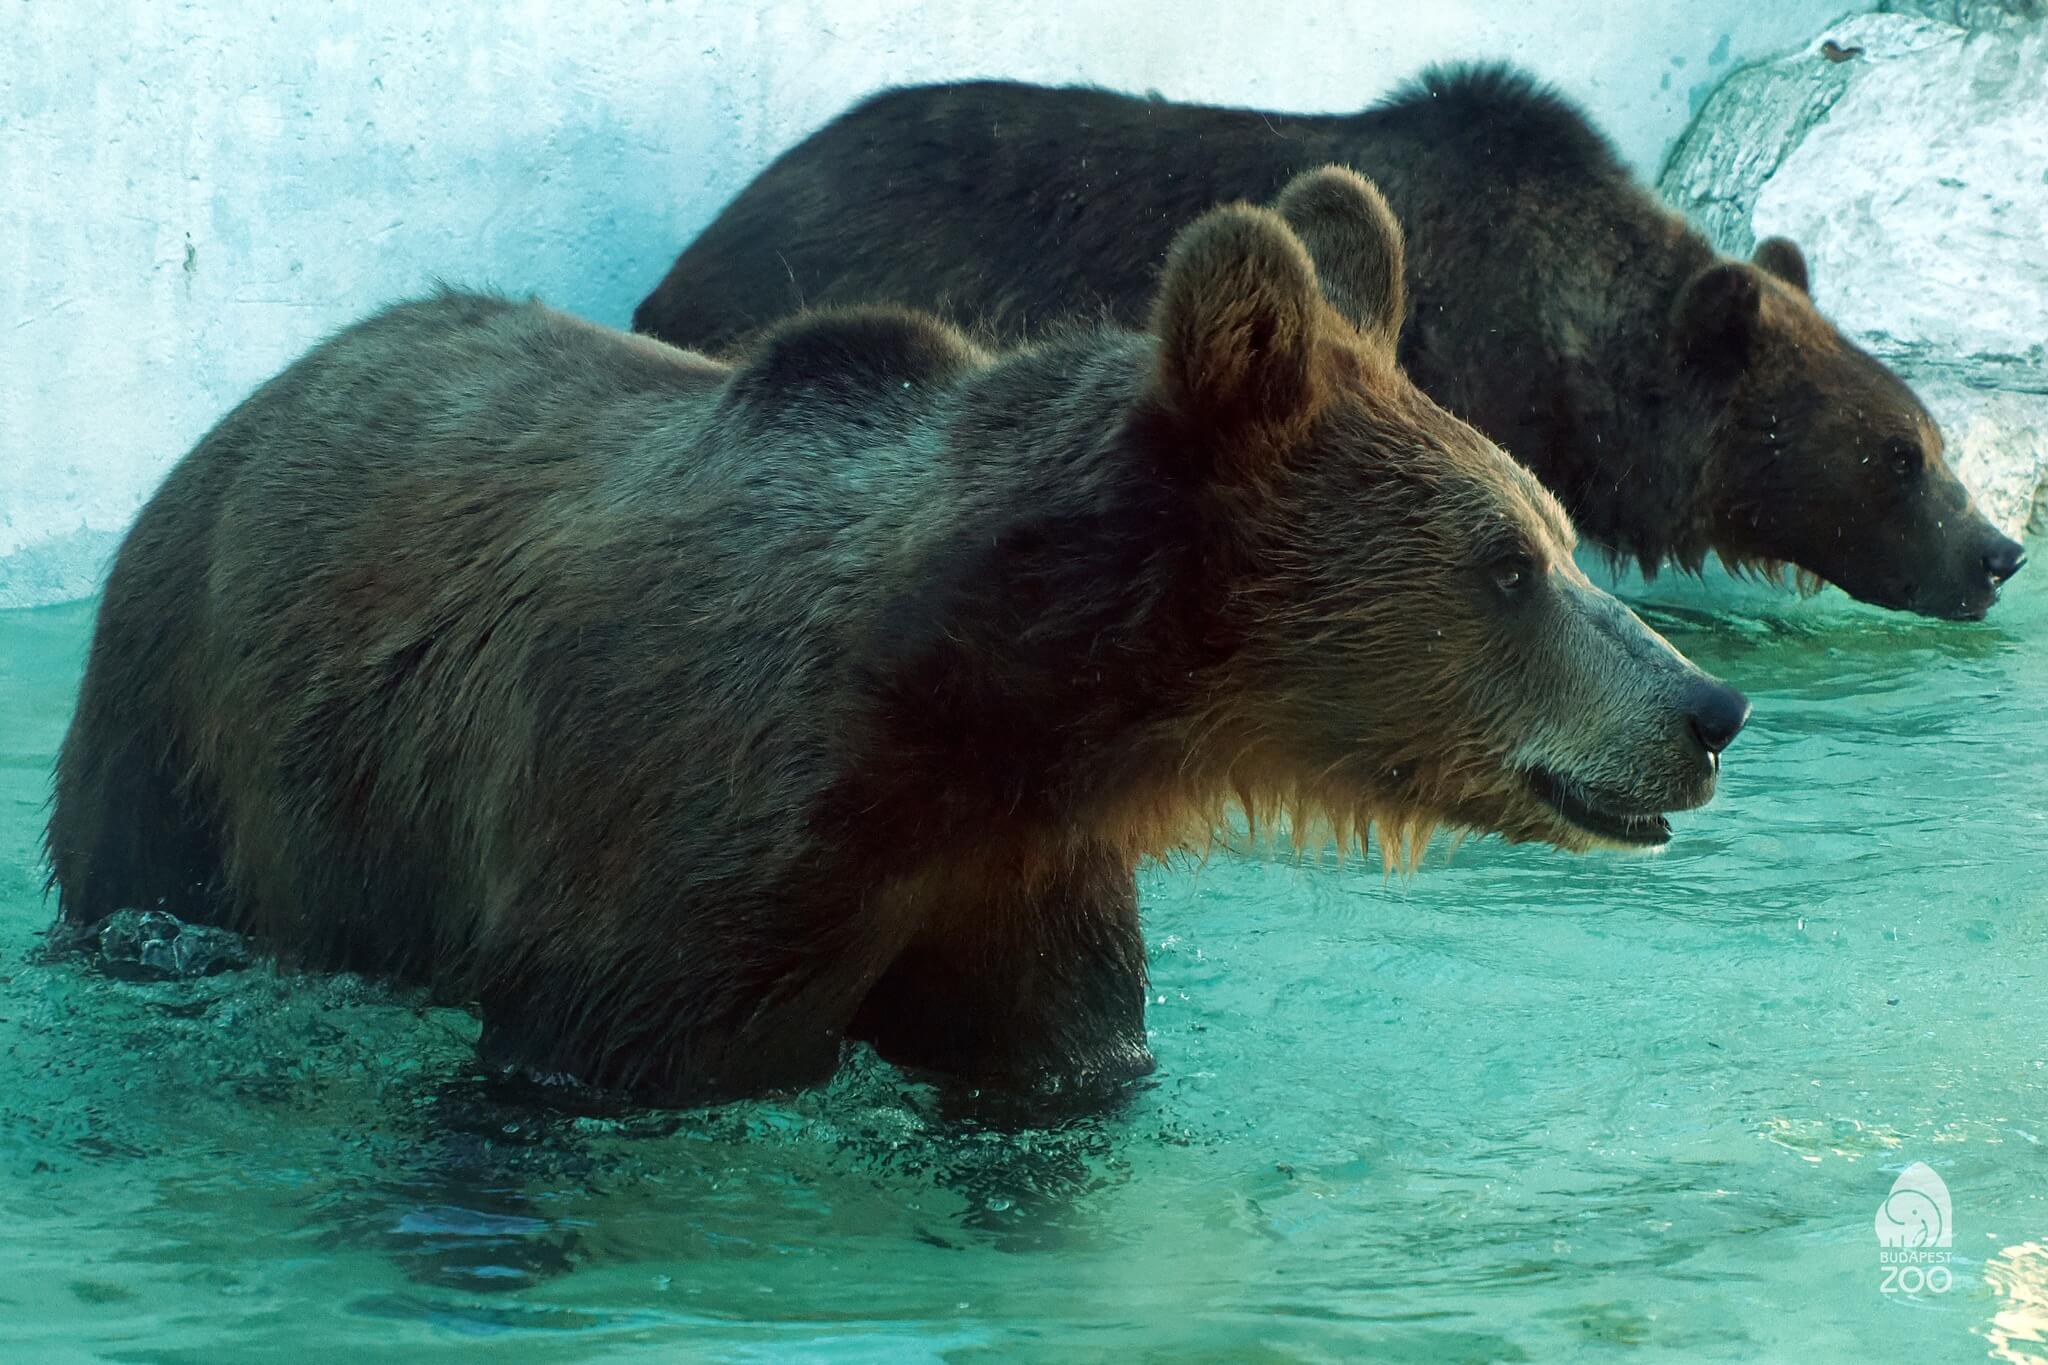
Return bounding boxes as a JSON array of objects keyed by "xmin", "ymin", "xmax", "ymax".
[
  {"xmin": 169, "ymin": 295, "xmax": 1038, "ymax": 972},
  {"xmin": 633, "ymin": 82, "xmax": 1357, "ymax": 351}
]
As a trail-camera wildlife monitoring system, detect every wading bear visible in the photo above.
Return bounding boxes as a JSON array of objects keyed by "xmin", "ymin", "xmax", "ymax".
[
  {"xmin": 49, "ymin": 170, "xmax": 1747, "ymax": 1105},
  {"xmin": 635, "ymin": 65, "xmax": 2023, "ymax": 621}
]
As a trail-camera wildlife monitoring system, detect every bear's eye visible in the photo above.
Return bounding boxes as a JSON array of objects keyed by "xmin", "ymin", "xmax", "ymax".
[
  {"xmin": 1487, "ymin": 551, "xmax": 1536, "ymax": 601},
  {"xmin": 1886, "ymin": 439, "xmax": 1922, "ymax": 483}
]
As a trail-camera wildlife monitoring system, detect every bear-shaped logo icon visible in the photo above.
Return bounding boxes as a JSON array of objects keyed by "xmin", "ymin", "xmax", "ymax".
[{"xmin": 1875, "ymin": 1162, "xmax": 1952, "ymax": 1249}]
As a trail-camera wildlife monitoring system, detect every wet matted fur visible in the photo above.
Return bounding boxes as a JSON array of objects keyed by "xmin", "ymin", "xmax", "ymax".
[
  {"xmin": 49, "ymin": 171, "xmax": 1741, "ymax": 1105},
  {"xmin": 635, "ymin": 64, "xmax": 2021, "ymax": 621}
]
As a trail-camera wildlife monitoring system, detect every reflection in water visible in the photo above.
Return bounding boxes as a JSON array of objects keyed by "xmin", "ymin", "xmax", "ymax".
[{"xmin": 1986, "ymin": 1243, "xmax": 2048, "ymax": 1365}]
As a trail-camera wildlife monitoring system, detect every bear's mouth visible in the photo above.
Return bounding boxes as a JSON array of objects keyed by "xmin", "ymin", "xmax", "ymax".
[{"xmin": 1525, "ymin": 768, "xmax": 1671, "ymax": 847}]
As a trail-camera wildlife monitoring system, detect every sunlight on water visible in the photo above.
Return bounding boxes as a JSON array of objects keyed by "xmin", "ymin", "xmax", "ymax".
[
  {"xmin": 1986, "ymin": 1244, "xmax": 2048, "ymax": 1365},
  {"xmin": 3, "ymin": 573, "xmax": 2046, "ymax": 1360}
]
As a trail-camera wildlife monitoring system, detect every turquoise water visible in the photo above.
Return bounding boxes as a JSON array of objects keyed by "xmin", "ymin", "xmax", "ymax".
[{"xmin": 4, "ymin": 575, "xmax": 2047, "ymax": 1363}]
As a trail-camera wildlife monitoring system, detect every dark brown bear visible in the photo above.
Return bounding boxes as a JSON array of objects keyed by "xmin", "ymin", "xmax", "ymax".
[
  {"xmin": 48, "ymin": 170, "xmax": 1746, "ymax": 1106},
  {"xmin": 635, "ymin": 65, "xmax": 2023, "ymax": 621}
]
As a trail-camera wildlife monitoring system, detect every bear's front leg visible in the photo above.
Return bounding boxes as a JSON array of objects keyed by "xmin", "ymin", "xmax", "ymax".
[
  {"xmin": 848, "ymin": 842, "xmax": 1154, "ymax": 1100},
  {"xmin": 477, "ymin": 976, "xmax": 857, "ymax": 1105},
  {"xmin": 474, "ymin": 887, "xmax": 916, "ymax": 1105}
]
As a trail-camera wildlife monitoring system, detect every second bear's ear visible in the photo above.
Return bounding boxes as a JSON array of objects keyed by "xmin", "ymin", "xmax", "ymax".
[
  {"xmin": 1150, "ymin": 204, "xmax": 1323, "ymax": 452},
  {"xmin": 1751, "ymin": 236, "xmax": 1810, "ymax": 295},
  {"xmin": 1275, "ymin": 165, "xmax": 1407, "ymax": 352},
  {"xmin": 1672, "ymin": 262, "xmax": 1762, "ymax": 380}
]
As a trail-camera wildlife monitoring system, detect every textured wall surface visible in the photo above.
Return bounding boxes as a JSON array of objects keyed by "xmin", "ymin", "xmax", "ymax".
[{"xmin": 1, "ymin": 0, "xmax": 1860, "ymax": 607}]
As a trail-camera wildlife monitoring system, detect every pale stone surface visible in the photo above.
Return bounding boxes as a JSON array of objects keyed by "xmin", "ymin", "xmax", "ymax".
[
  {"xmin": 1661, "ymin": 10, "xmax": 2048, "ymax": 537},
  {"xmin": 1915, "ymin": 382, "xmax": 2048, "ymax": 537},
  {"xmin": 1884, "ymin": 0, "xmax": 2043, "ymax": 32}
]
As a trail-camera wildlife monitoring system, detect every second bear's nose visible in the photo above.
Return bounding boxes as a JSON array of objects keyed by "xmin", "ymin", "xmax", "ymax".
[
  {"xmin": 1686, "ymin": 680, "xmax": 1750, "ymax": 756},
  {"xmin": 1984, "ymin": 536, "xmax": 2026, "ymax": 587}
]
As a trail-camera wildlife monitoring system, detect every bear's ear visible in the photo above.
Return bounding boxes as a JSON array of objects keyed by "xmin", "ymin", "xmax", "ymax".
[
  {"xmin": 1274, "ymin": 165, "xmax": 1406, "ymax": 352},
  {"xmin": 1673, "ymin": 262, "xmax": 1763, "ymax": 380},
  {"xmin": 1752, "ymin": 236, "xmax": 1810, "ymax": 294},
  {"xmin": 1150, "ymin": 203, "xmax": 1323, "ymax": 454}
]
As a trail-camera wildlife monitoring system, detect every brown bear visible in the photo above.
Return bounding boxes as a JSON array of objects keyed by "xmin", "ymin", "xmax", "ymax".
[
  {"xmin": 634, "ymin": 65, "xmax": 2024, "ymax": 621},
  {"xmin": 47, "ymin": 169, "xmax": 1746, "ymax": 1107}
]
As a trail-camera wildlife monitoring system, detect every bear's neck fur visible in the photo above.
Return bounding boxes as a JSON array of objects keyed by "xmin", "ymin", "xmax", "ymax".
[
  {"xmin": 732, "ymin": 309, "xmax": 1462, "ymax": 883},
  {"xmin": 724, "ymin": 315, "xmax": 1256, "ymax": 871},
  {"xmin": 1337, "ymin": 73, "xmax": 1730, "ymax": 577}
]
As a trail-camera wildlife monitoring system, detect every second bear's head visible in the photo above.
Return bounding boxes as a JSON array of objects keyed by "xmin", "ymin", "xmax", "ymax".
[
  {"xmin": 1150, "ymin": 167, "xmax": 1748, "ymax": 857},
  {"xmin": 1671, "ymin": 239, "xmax": 2023, "ymax": 620}
]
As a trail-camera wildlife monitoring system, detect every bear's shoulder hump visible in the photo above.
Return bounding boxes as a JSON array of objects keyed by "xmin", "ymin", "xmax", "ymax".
[
  {"xmin": 1368, "ymin": 62, "xmax": 1623, "ymax": 180},
  {"xmin": 729, "ymin": 307, "xmax": 988, "ymax": 406}
]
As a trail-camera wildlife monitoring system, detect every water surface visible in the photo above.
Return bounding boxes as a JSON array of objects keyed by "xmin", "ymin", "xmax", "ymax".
[{"xmin": 2, "ymin": 577, "xmax": 2045, "ymax": 1362}]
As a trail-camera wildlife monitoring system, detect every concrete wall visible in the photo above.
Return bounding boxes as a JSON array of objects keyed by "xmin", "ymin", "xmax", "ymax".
[{"xmin": 0, "ymin": 0, "xmax": 1860, "ymax": 608}]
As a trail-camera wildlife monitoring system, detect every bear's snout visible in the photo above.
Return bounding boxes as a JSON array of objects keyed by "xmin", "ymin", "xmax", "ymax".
[
  {"xmin": 1983, "ymin": 533, "xmax": 2026, "ymax": 590},
  {"xmin": 1907, "ymin": 524, "xmax": 2027, "ymax": 621},
  {"xmin": 1683, "ymin": 678, "xmax": 1748, "ymax": 759}
]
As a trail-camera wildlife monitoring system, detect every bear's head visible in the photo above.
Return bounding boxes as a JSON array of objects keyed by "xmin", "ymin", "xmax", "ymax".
[
  {"xmin": 1671, "ymin": 239, "xmax": 2023, "ymax": 620},
  {"xmin": 1151, "ymin": 167, "xmax": 1748, "ymax": 858}
]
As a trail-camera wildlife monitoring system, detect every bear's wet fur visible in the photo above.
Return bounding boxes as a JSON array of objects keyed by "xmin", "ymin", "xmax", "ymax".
[
  {"xmin": 634, "ymin": 64, "xmax": 2022, "ymax": 621},
  {"xmin": 49, "ymin": 171, "xmax": 1742, "ymax": 1105}
]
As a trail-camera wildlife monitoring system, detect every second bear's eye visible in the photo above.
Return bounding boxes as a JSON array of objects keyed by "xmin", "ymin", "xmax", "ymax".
[{"xmin": 1886, "ymin": 439, "xmax": 1922, "ymax": 482}]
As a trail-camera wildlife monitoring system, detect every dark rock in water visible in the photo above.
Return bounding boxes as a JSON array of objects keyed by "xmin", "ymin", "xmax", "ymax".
[{"xmin": 82, "ymin": 909, "xmax": 254, "ymax": 981}]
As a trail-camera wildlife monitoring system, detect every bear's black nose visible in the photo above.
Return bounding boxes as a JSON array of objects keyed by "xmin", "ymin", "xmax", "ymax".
[
  {"xmin": 1984, "ymin": 536, "xmax": 2026, "ymax": 587},
  {"xmin": 1685, "ymin": 679, "xmax": 1749, "ymax": 756}
]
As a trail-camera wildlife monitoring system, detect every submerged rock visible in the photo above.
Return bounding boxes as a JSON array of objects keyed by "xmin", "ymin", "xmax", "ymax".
[
  {"xmin": 72, "ymin": 908, "xmax": 255, "ymax": 981},
  {"xmin": 1661, "ymin": 8, "xmax": 2048, "ymax": 537}
]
